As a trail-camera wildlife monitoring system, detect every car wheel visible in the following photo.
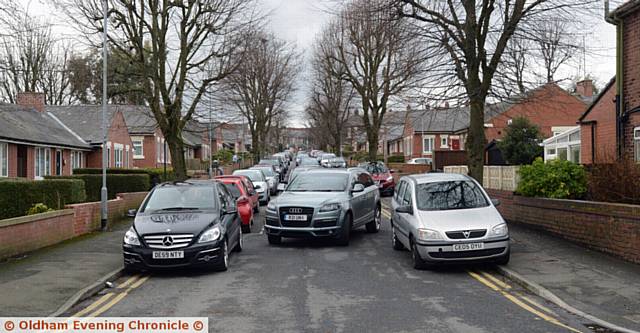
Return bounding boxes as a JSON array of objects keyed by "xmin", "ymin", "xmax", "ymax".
[
  {"xmin": 214, "ymin": 239, "xmax": 229, "ymax": 271},
  {"xmin": 335, "ymin": 213, "xmax": 352, "ymax": 246},
  {"xmin": 242, "ymin": 222, "xmax": 251, "ymax": 234},
  {"xmin": 267, "ymin": 234, "xmax": 281, "ymax": 245},
  {"xmin": 411, "ymin": 237, "xmax": 430, "ymax": 270},
  {"xmin": 495, "ymin": 249, "xmax": 510, "ymax": 266},
  {"xmin": 366, "ymin": 205, "xmax": 381, "ymax": 233},
  {"xmin": 234, "ymin": 228, "xmax": 243, "ymax": 252},
  {"xmin": 391, "ymin": 223, "xmax": 404, "ymax": 250}
]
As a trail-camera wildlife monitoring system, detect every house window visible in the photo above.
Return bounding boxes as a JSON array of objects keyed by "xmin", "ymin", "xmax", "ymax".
[
  {"xmin": 114, "ymin": 144, "xmax": 124, "ymax": 168},
  {"xmin": 634, "ymin": 127, "xmax": 640, "ymax": 163},
  {"xmin": 71, "ymin": 151, "xmax": 83, "ymax": 172},
  {"xmin": 423, "ymin": 136, "xmax": 434, "ymax": 153},
  {"xmin": 557, "ymin": 147, "xmax": 568, "ymax": 161},
  {"xmin": 35, "ymin": 147, "xmax": 51, "ymax": 178},
  {"xmin": 0, "ymin": 142, "xmax": 7, "ymax": 177},
  {"xmin": 125, "ymin": 145, "xmax": 130, "ymax": 167},
  {"xmin": 132, "ymin": 137, "xmax": 144, "ymax": 158},
  {"xmin": 569, "ymin": 145, "xmax": 581, "ymax": 163},
  {"xmin": 440, "ymin": 135, "xmax": 448, "ymax": 148}
]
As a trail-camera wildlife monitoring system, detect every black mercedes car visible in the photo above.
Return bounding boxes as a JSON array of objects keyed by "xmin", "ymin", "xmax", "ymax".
[{"xmin": 123, "ymin": 181, "xmax": 243, "ymax": 272}]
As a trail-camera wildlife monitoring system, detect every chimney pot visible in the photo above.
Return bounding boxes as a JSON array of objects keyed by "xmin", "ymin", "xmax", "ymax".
[
  {"xmin": 17, "ymin": 92, "xmax": 46, "ymax": 112},
  {"xmin": 576, "ymin": 80, "xmax": 594, "ymax": 98}
]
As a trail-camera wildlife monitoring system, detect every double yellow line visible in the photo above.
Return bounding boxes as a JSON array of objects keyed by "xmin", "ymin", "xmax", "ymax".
[
  {"xmin": 381, "ymin": 204, "xmax": 391, "ymax": 220},
  {"xmin": 72, "ymin": 274, "xmax": 150, "ymax": 317},
  {"xmin": 467, "ymin": 270, "xmax": 582, "ymax": 333}
]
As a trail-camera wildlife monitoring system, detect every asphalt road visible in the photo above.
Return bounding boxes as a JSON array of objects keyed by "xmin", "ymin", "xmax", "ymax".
[{"xmin": 66, "ymin": 193, "xmax": 595, "ymax": 333}]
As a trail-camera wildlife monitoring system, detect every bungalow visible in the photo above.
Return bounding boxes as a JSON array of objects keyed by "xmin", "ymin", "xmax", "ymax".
[{"xmin": 0, "ymin": 93, "xmax": 91, "ymax": 179}]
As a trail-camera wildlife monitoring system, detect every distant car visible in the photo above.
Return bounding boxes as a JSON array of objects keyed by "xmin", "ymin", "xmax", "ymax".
[
  {"xmin": 123, "ymin": 181, "xmax": 243, "ymax": 272},
  {"xmin": 296, "ymin": 153, "xmax": 309, "ymax": 165},
  {"xmin": 390, "ymin": 173, "xmax": 510, "ymax": 269},
  {"xmin": 320, "ymin": 153, "xmax": 336, "ymax": 167},
  {"xmin": 216, "ymin": 178, "xmax": 254, "ymax": 233},
  {"xmin": 251, "ymin": 165, "xmax": 279, "ymax": 195},
  {"xmin": 259, "ymin": 159, "xmax": 283, "ymax": 175},
  {"xmin": 233, "ymin": 169, "xmax": 270, "ymax": 205},
  {"xmin": 407, "ymin": 158, "xmax": 433, "ymax": 165},
  {"xmin": 265, "ymin": 169, "xmax": 381, "ymax": 246},
  {"xmin": 329, "ymin": 157, "xmax": 347, "ymax": 168},
  {"xmin": 215, "ymin": 175, "xmax": 259, "ymax": 213},
  {"xmin": 359, "ymin": 161, "xmax": 395, "ymax": 196}
]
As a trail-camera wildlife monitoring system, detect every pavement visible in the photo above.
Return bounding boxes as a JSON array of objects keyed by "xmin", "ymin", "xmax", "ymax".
[
  {"xmin": 0, "ymin": 219, "xmax": 131, "ymax": 316},
  {"xmin": 507, "ymin": 223, "xmax": 640, "ymax": 332}
]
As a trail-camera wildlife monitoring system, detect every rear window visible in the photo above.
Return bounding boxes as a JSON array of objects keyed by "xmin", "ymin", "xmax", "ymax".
[
  {"xmin": 223, "ymin": 183, "xmax": 242, "ymax": 198},
  {"xmin": 142, "ymin": 186, "xmax": 217, "ymax": 212},
  {"xmin": 361, "ymin": 163, "xmax": 388, "ymax": 174},
  {"xmin": 416, "ymin": 180, "xmax": 489, "ymax": 211},
  {"xmin": 253, "ymin": 168, "xmax": 275, "ymax": 177},
  {"xmin": 233, "ymin": 170, "xmax": 264, "ymax": 182}
]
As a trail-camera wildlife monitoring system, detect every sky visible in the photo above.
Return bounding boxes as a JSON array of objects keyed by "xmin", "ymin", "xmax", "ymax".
[{"xmin": 15, "ymin": 0, "xmax": 623, "ymax": 127}]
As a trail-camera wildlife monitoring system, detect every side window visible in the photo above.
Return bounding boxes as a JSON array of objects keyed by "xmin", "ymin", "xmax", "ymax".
[
  {"xmin": 402, "ymin": 184, "xmax": 412, "ymax": 206},
  {"xmin": 357, "ymin": 172, "xmax": 368, "ymax": 185},
  {"xmin": 362, "ymin": 173, "xmax": 374, "ymax": 187},
  {"xmin": 217, "ymin": 185, "xmax": 229, "ymax": 211},
  {"xmin": 245, "ymin": 179, "xmax": 254, "ymax": 192},
  {"xmin": 395, "ymin": 181, "xmax": 406, "ymax": 202}
]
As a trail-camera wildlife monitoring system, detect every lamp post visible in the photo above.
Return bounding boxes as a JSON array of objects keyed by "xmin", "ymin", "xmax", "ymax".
[{"xmin": 100, "ymin": 0, "xmax": 109, "ymax": 231}]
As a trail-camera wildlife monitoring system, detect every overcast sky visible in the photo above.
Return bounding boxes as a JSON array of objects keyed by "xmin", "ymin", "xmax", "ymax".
[{"xmin": 18, "ymin": 0, "xmax": 623, "ymax": 126}]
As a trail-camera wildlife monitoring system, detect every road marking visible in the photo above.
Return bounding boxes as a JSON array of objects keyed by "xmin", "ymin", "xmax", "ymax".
[
  {"xmin": 116, "ymin": 274, "xmax": 140, "ymax": 289},
  {"xmin": 516, "ymin": 292, "xmax": 558, "ymax": 316},
  {"xmin": 468, "ymin": 270, "xmax": 582, "ymax": 333},
  {"xmin": 129, "ymin": 275, "xmax": 150, "ymax": 289},
  {"xmin": 71, "ymin": 293, "xmax": 114, "ymax": 317},
  {"xmin": 88, "ymin": 292, "xmax": 129, "ymax": 317}
]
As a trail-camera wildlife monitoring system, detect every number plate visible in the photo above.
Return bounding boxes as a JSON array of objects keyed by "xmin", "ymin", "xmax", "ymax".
[
  {"xmin": 152, "ymin": 251, "xmax": 184, "ymax": 259},
  {"xmin": 452, "ymin": 243, "xmax": 484, "ymax": 251},
  {"xmin": 284, "ymin": 214, "xmax": 307, "ymax": 221}
]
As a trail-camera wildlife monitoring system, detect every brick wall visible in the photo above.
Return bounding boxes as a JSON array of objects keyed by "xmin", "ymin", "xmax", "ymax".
[
  {"xmin": 486, "ymin": 189, "xmax": 640, "ymax": 264},
  {"xmin": 0, "ymin": 192, "xmax": 148, "ymax": 260},
  {"xmin": 86, "ymin": 111, "xmax": 134, "ymax": 169},
  {"xmin": 580, "ymin": 82, "xmax": 617, "ymax": 164},
  {"xmin": 622, "ymin": 8, "xmax": 640, "ymax": 162}
]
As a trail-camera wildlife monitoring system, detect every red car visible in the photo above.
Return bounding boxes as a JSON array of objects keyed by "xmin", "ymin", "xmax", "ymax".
[
  {"xmin": 215, "ymin": 175, "xmax": 259, "ymax": 213},
  {"xmin": 216, "ymin": 177, "xmax": 254, "ymax": 233},
  {"xmin": 360, "ymin": 162, "xmax": 396, "ymax": 196}
]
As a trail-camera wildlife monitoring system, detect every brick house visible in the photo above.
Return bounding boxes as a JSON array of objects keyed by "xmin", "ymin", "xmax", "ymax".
[
  {"xmin": 0, "ymin": 93, "xmax": 91, "ymax": 179},
  {"xmin": 609, "ymin": 0, "xmax": 640, "ymax": 162},
  {"xmin": 579, "ymin": 78, "xmax": 617, "ymax": 164},
  {"xmin": 47, "ymin": 105, "xmax": 134, "ymax": 169},
  {"xmin": 401, "ymin": 83, "xmax": 590, "ymax": 161}
]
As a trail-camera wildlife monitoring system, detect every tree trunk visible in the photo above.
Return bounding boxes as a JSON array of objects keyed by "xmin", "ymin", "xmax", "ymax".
[
  {"xmin": 367, "ymin": 130, "xmax": 379, "ymax": 162},
  {"xmin": 251, "ymin": 131, "xmax": 261, "ymax": 162},
  {"xmin": 165, "ymin": 133, "xmax": 187, "ymax": 181},
  {"xmin": 466, "ymin": 98, "xmax": 486, "ymax": 181}
]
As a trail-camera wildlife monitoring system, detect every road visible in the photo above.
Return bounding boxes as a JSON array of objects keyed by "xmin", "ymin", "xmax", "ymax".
[{"xmin": 66, "ymin": 196, "xmax": 595, "ymax": 333}]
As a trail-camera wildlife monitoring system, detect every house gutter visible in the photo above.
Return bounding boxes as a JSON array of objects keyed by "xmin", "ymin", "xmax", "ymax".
[{"xmin": 605, "ymin": 0, "xmax": 625, "ymax": 159}]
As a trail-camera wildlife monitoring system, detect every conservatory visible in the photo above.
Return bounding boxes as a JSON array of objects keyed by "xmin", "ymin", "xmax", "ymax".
[{"xmin": 542, "ymin": 126, "xmax": 581, "ymax": 163}]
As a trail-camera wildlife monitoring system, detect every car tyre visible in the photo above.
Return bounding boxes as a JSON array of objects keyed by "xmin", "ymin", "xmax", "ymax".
[
  {"xmin": 213, "ymin": 239, "xmax": 229, "ymax": 271},
  {"xmin": 366, "ymin": 205, "xmax": 381, "ymax": 233},
  {"xmin": 411, "ymin": 237, "xmax": 432, "ymax": 270},
  {"xmin": 267, "ymin": 234, "xmax": 281, "ymax": 245},
  {"xmin": 391, "ymin": 223, "xmax": 404, "ymax": 250},
  {"xmin": 234, "ymin": 228, "xmax": 243, "ymax": 252},
  {"xmin": 242, "ymin": 223, "xmax": 251, "ymax": 234},
  {"xmin": 335, "ymin": 213, "xmax": 352, "ymax": 246}
]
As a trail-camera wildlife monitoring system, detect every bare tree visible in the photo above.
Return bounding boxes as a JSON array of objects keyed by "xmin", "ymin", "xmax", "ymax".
[
  {"xmin": 57, "ymin": 0, "xmax": 255, "ymax": 180},
  {"xmin": 220, "ymin": 30, "xmax": 300, "ymax": 161},
  {"xmin": 395, "ymin": 0, "xmax": 597, "ymax": 180},
  {"xmin": 533, "ymin": 20, "xmax": 578, "ymax": 83},
  {"xmin": 322, "ymin": 0, "xmax": 424, "ymax": 161}
]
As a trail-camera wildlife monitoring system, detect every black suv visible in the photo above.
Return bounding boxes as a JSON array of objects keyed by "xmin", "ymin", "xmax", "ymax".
[{"xmin": 123, "ymin": 181, "xmax": 243, "ymax": 272}]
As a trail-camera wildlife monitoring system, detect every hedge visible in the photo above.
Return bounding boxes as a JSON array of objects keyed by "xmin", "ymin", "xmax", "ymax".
[
  {"xmin": 387, "ymin": 155, "xmax": 405, "ymax": 163},
  {"xmin": 517, "ymin": 158, "xmax": 587, "ymax": 199},
  {"xmin": 72, "ymin": 168, "xmax": 175, "ymax": 187},
  {"xmin": 0, "ymin": 179, "xmax": 86, "ymax": 220},
  {"xmin": 46, "ymin": 174, "xmax": 150, "ymax": 202}
]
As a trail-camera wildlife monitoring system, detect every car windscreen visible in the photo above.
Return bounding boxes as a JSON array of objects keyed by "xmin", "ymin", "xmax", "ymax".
[
  {"xmin": 361, "ymin": 163, "xmax": 388, "ymax": 174},
  {"xmin": 300, "ymin": 158, "xmax": 318, "ymax": 165},
  {"xmin": 286, "ymin": 173, "xmax": 348, "ymax": 192},
  {"xmin": 233, "ymin": 170, "xmax": 264, "ymax": 182},
  {"xmin": 223, "ymin": 183, "xmax": 242, "ymax": 198},
  {"xmin": 416, "ymin": 180, "xmax": 489, "ymax": 211},
  {"xmin": 253, "ymin": 167, "xmax": 275, "ymax": 177},
  {"xmin": 142, "ymin": 186, "xmax": 217, "ymax": 212}
]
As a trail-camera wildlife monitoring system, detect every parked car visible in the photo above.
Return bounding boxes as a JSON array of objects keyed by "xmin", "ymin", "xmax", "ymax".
[
  {"xmin": 329, "ymin": 157, "xmax": 347, "ymax": 168},
  {"xmin": 259, "ymin": 158, "xmax": 283, "ymax": 175},
  {"xmin": 320, "ymin": 153, "xmax": 336, "ymax": 167},
  {"xmin": 390, "ymin": 173, "xmax": 510, "ymax": 270},
  {"xmin": 123, "ymin": 181, "xmax": 243, "ymax": 272},
  {"xmin": 359, "ymin": 161, "xmax": 395, "ymax": 196},
  {"xmin": 215, "ymin": 175, "xmax": 259, "ymax": 213},
  {"xmin": 232, "ymin": 169, "xmax": 270, "ymax": 205},
  {"xmin": 407, "ymin": 158, "xmax": 433, "ymax": 165},
  {"xmin": 264, "ymin": 169, "xmax": 381, "ymax": 246},
  {"xmin": 300, "ymin": 157, "xmax": 320, "ymax": 166},
  {"xmin": 296, "ymin": 153, "xmax": 309, "ymax": 165},
  {"xmin": 251, "ymin": 165, "xmax": 279, "ymax": 195},
  {"xmin": 216, "ymin": 178, "xmax": 255, "ymax": 233}
]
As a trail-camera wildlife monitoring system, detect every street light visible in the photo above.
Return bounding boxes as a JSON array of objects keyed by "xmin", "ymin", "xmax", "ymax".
[{"xmin": 100, "ymin": 0, "xmax": 109, "ymax": 231}]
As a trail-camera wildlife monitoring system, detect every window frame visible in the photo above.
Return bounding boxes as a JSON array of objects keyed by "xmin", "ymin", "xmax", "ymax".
[
  {"xmin": 402, "ymin": 183, "xmax": 413, "ymax": 206},
  {"xmin": 634, "ymin": 127, "xmax": 640, "ymax": 163},
  {"xmin": 0, "ymin": 142, "xmax": 8, "ymax": 177},
  {"xmin": 114, "ymin": 143, "xmax": 124, "ymax": 168},
  {"xmin": 440, "ymin": 135, "xmax": 448, "ymax": 148},
  {"xmin": 422, "ymin": 136, "xmax": 435, "ymax": 154},
  {"xmin": 131, "ymin": 136, "xmax": 144, "ymax": 159},
  {"xmin": 34, "ymin": 147, "xmax": 51, "ymax": 178}
]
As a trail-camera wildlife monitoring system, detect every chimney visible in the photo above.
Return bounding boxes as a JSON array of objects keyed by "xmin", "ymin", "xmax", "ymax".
[
  {"xmin": 575, "ymin": 80, "xmax": 594, "ymax": 98},
  {"xmin": 17, "ymin": 92, "xmax": 45, "ymax": 112}
]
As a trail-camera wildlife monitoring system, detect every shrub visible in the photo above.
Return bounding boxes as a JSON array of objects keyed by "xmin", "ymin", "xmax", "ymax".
[
  {"xmin": 586, "ymin": 160, "xmax": 640, "ymax": 205},
  {"xmin": 517, "ymin": 158, "xmax": 587, "ymax": 199},
  {"xmin": 46, "ymin": 174, "xmax": 150, "ymax": 202},
  {"xmin": 0, "ymin": 179, "xmax": 85, "ymax": 220},
  {"xmin": 498, "ymin": 117, "xmax": 544, "ymax": 165},
  {"xmin": 387, "ymin": 155, "xmax": 405, "ymax": 163},
  {"xmin": 26, "ymin": 203, "xmax": 53, "ymax": 215},
  {"xmin": 212, "ymin": 149, "xmax": 234, "ymax": 164}
]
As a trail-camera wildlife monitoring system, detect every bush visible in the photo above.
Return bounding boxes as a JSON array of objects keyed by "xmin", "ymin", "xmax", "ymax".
[
  {"xmin": 498, "ymin": 117, "xmax": 544, "ymax": 165},
  {"xmin": 213, "ymin": 149, "xmax": 234, "ymax": 164},
  {"xmin": 73, "ymin": 168, "xmax": 175, "ymax": 187},
  {"xmin": 0, "ymin": 179, "xmax": 86, "ymax": 220},
  {"xmin": 26, "ymin": 203, "xmax": 53, "ymax": 215},
  {"xmin": 387, "ymin": 155, "xmax": 405, "ymax": 163},
  {"xmin": 46, "ymin": 174, "xmax": 150, "ymax": 202},
  {"xmin": 587, "ymin": 160, "xmax": 640, "ymax": 205},
  {"xmin": 517, "ymin": 158, "xmax": 587, "ymax": 199}
]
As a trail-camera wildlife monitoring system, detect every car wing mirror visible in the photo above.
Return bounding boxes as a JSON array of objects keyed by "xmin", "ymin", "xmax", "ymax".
[
  {"xmin": 395, "ymin": 205, "xmax": 413, "ymax": 215},
  {"xmin": 351, "ymin": 183, "xmax": 365, "ymax": 193},
  {"xmin": 277, "ymin": 183, "xmax": 286, "ymax": 192},
  {"xmin": 127, "ymin": 209, "xmax": 137, "ymax": 218},
  {"xmin": 491, "ymin": 198, "xmax": 501, "ymax": 207}
]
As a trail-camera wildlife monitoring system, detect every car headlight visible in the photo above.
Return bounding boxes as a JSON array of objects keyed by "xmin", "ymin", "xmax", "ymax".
[
  {"xmin": 417, "ymin": 228, "xmax": 443, "ymax": 241},
  {"xmin": 198, "ymin": 226, "xmax": 222, "ymax": 243},
  {"xmin": 123, "ymin": 226, "xmax": 140, "ymax": 246},
  {"xmin": 267, "ymin": 201, "xmax": 277, "ymax": 212},
  {"xmin": 491, "ymin": 223, "xmax": 508, "ymax": 237},
  {"xmin": 319, "ymin": 203, "xmax": 341, "ymax": 212},
  {"xmin": 386, "ymin": 176, "xmax": 394, "ymax": 182}
]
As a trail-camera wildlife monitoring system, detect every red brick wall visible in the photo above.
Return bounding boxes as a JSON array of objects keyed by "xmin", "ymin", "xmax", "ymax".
[
  {"xmin": 622, "ymin": 9, "xmax": 640, "ymax": 162},
  {"xmin": 581, "ymin": 83, "xmax": 617, "ymax": 164},
  {"xmin": 486, "ymin": 189, "xmax": 640, "ymax": 264},
  {"xmin": 85, "ymin": 111, "xmax": 134, "ymax": 169},
  {"xmin": 66, "ymin": 191, "xmax": 148, "ymax": 236},
  {"xmin": 16, "ymin": 92, "xmax": 45, "ymax": 113},
  {"xmin": 485, "ymin": 84, "xmax": 587, "ymax": 141}
]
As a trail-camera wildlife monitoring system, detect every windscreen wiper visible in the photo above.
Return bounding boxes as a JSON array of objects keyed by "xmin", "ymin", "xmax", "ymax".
[{"xmin": 155, "ymin": 207, "xmax": 199, "ymax": 211}]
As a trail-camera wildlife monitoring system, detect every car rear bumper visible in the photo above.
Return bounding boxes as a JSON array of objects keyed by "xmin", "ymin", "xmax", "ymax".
[
  {"xmin": 415, "ymin": 238, "xmax": 510, "ymax": 263},
  {"xmin": 123, "ymin": 242, "xmax": 224, "ymax": 270}
]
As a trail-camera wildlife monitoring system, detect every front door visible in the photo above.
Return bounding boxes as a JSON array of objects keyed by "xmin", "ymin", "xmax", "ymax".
[
  {"xmin": 451, "ymin": 138, "xmax": 460, "ymax": 150},
  {"xmin": 17, "ymin": 145, "xmax": 27, "ymax": 178},
  {"xmin": 55, "ymin": 150, "xmax": 63, "ymax": 175}
]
